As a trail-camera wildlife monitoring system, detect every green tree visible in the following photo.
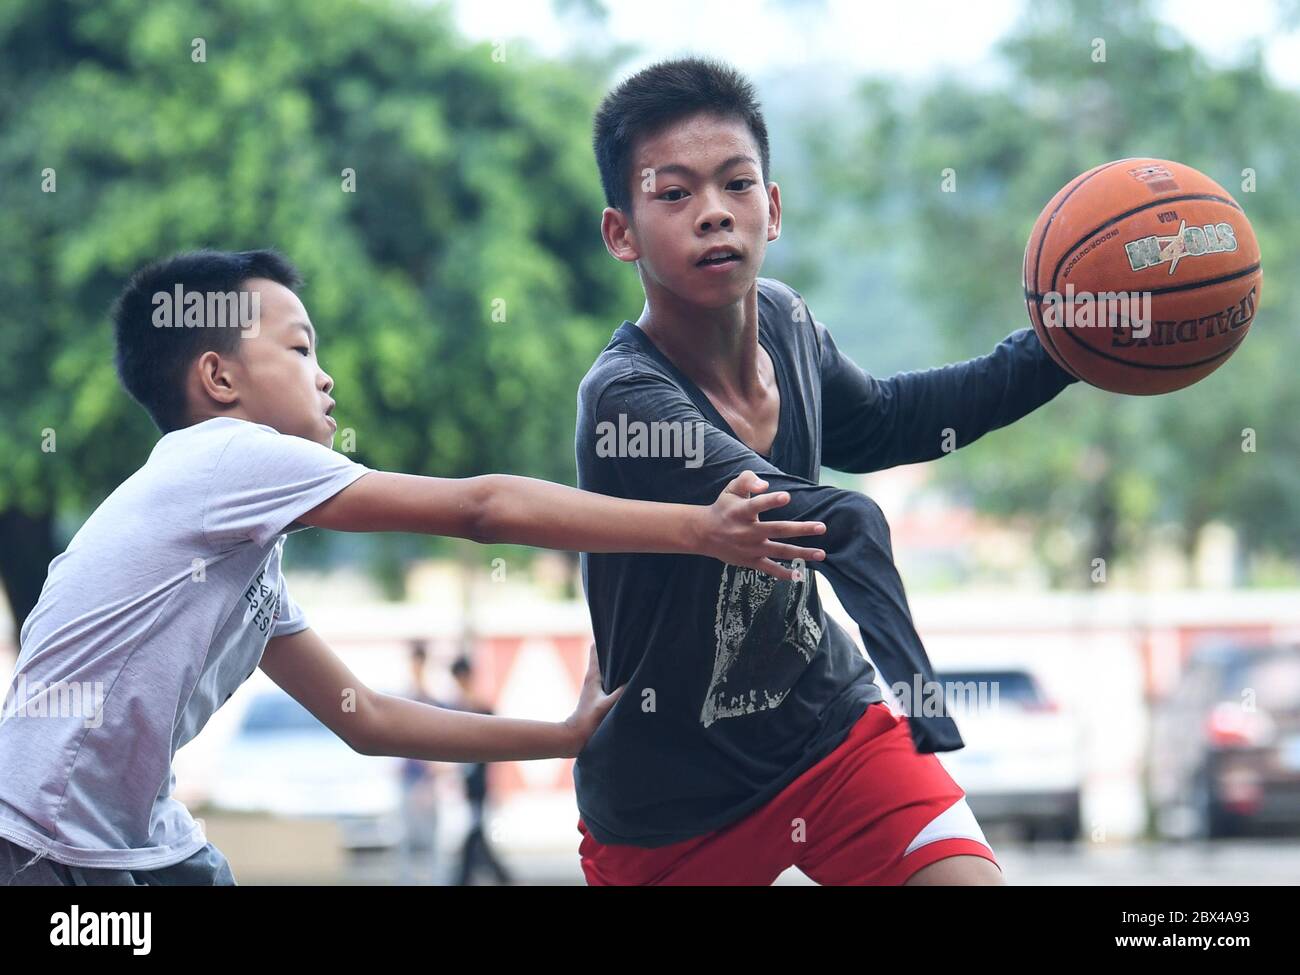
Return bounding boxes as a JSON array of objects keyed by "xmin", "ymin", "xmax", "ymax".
[
  {"xmin": 800, "ymin": 0, "xmax": 1300, "ymax": 584},
  {"xmin": 0, "ymin": 0, "xmax": 641, "ymax": 628}
]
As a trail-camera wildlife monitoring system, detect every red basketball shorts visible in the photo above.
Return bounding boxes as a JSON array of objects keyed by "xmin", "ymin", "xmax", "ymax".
[{"xmin": 577, "ymin": 701, "xmax": 999, "ymax": 885}]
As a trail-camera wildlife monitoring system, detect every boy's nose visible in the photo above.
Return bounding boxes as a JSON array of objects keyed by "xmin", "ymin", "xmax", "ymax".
[
  {"xmin": 696, "ymin": 188, "xmax": 734, "ymax": 233},
  {"xmin": 698, "ymin": 211, "xmax": 734, "ymax": 232}
]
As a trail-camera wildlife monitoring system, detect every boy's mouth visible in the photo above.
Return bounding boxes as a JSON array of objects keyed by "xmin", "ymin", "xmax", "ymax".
[{"xmin": 695, "ymin": 246, "xmax": 743, "ymax": 268}]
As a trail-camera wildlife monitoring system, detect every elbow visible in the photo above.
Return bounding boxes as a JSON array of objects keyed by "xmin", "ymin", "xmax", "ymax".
[
  {"xmin": 463, "ymin": 475, "xmax": 503, "ymax": 545},
  {"xmin": 833, "ymin": 491, "xmax": 893, "ymax": 541},
  {"xmin": 348, "ymin": 688, "xmax": 384, "ymax": 757},
  {"xmin": 349, "ymin": 725, "xmax": 377, "ymax": 756}
]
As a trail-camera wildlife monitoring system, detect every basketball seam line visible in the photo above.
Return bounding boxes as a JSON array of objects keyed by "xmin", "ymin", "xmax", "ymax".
[
  {"xmin": 1049, "ymin": 192, "xmax": 1245, "ymax": 288},
  {"xmin": 1051, "ymin": 283, "xmax": 1258, "ymax": 371},
  {"xmin": 1025, "ymin": 261, "xmax": 1262, "ymax": 301},
  {"xmin": 1030, "ymin": 160, "xmax": 1129, "ymax": 374}
]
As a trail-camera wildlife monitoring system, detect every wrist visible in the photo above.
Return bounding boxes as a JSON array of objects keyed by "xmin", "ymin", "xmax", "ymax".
[
  {"xmin": 685, "ymin": 503, "xmax": 713, "ymax": 558},
  {"xmin": 559, "ymin": 716, "xmax": 584, "ymax": 758}
]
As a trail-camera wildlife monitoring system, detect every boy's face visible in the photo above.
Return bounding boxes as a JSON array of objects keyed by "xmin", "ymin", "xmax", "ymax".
[
  {"xmin": 602, "ymin": 112, "xmax": 781, "ymax": 309},
  {"xmin": 193, "ymin": 279, "xmax": 337, "ymax": 446}
]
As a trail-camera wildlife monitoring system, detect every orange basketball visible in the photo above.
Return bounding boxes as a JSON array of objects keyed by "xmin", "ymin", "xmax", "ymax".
[{"xmin": 1023, "ymin": 158, "xmax": 1262, "ymax": 395}]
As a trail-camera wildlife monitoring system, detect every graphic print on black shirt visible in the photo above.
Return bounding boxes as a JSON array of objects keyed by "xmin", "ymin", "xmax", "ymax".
[{"xmin": 703, "ymin": 565, "xmax": 823, "ymax": 728}]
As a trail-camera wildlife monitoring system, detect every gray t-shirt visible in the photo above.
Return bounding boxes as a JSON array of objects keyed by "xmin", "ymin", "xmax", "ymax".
[{"xmin": 0, "ymin": 417, "xmax": 369, "ymax": 869}]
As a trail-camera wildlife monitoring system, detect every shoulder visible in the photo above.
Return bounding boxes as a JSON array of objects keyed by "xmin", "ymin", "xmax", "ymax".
[
  {"xmin": 154, "ymin": 417, "xmax": 293, "ymax": 472},
  {"xmin": 757, "ymin": 275, "xmax": 807, "ymax": 308},
  {"xmin": 191, "ymin": 418, "xmax": 366, "ymax": 508},
  {"xmin": 111, "ymin": 419, "xmax": 252, "ymax": 501},
  {"xmin": 757, "ymin": 277, "xmax": 825, "ymax": 369},
  {"xmin": 757, "ymin": 276, "xmax": 811, "ymax": 324},
  {"xmin": 578, "ymin": 330, "xmax": 676, "ymax": 410},
  {"xmin": 195, "ymin": 418, "xmax": 355, "ymax": 468},
  {"xmin": 154, "ymin": 416, "xmax": 252, "ymax": 456},
  {"xmin": 756, "ymin": 277, "xmax": 819, "ymax": 344}
]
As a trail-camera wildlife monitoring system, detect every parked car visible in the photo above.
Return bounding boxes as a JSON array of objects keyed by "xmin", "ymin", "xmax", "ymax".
[
  {"xmin": 207, "ymin": 686, "xmax": 405, "ymax": 850},
  {"xmin": 1150, "ymin": 641, "xmax": 1300, "ymax": 839},
  {"xmin": 933, "ymin": 668, "xmax": 1084, "ymax": 842}
]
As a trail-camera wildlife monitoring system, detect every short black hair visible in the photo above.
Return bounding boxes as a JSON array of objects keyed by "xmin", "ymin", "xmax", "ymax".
[
  {"xmin": 593, "ymin": 57, "xmax": 771, "ymax": 213},
  {"xmin": 111, "ymin": 248, "xmax": 303, "ymax": 432}
]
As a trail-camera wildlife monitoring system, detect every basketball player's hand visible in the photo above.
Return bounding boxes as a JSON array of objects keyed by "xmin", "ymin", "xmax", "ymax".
[
  {"xmin": 703, "ymin": 471, "xmax": 826, "ymax": 581},
  {"xmin": 564, "ymin": 642, "xmax": 626, "ymax": 755}
]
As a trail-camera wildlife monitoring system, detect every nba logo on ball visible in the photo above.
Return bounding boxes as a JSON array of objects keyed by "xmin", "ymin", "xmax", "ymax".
[{"xmin": 1023, "ymin": 157, "xmax": 1263, "ymax": 395}]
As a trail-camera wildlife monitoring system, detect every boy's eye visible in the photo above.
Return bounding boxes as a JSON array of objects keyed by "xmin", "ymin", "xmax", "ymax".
[
  {"xmin": 729, "ymin": 178, "xmax": 756, "ymax": 191},
  {"xmin": 293, "ymin": 346, "xmax": 310, "ymax": 356},
  {"xmin": 659, "ymin": 189, "xmax": 688, "ymax": 202}
]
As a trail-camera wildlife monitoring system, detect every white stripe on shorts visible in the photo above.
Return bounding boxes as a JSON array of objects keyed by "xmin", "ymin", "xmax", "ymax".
[{"xmin": 903, "ymin": 796, "xmax": 992, "ymax": 857}]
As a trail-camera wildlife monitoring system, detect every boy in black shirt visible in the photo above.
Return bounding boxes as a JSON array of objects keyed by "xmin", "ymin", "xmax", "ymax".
[{"xmin": 573, "ymin": 58, "xmax": 1077, "ymax": 885}]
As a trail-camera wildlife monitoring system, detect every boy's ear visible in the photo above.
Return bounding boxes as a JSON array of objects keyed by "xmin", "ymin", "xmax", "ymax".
[
  {"xmin": 195, "ymin": 350, "xmax": 240, "ymax": 407},
  {"xmin": 601, "ymin": 206, "xmax": 640, "ymax": 264},
  {"xmin": 766, "ymin": 181, "xmax": 782, "ymax": 243}
]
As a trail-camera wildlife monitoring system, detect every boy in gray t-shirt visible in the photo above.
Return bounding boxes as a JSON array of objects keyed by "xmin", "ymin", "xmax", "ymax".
[{"xmin": 0, "ymin": 248, "xmax": 829, "ymax": 885}]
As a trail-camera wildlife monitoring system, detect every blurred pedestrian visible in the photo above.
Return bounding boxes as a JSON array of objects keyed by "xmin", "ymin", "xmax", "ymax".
[
  {"xmin": 448, "ymin": 655, "xmax": 514, "ymax": 886},
  {"xmin": 397, "ymin": 641, "xmax": 441, "ymax": 884}
]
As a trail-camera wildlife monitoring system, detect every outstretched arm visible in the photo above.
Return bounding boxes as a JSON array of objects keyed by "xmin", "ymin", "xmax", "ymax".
[
  {"xmin": 815, "ymin": 303, "xmax": 1077, "ymax": 474},
  {"xmin": 259, "ymin": 628, "xmax": 622, "ymax": 761},
  {"xmin": 200, "ymin": 424, "xmax": 822, "ymax": 580},
  {"xmin": 297, "ymin": 469, "xmax": 825, "ymax": 581}
]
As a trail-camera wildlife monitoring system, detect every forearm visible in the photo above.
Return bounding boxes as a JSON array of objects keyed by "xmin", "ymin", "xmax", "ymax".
[
  {"xmin": 823, "ymin": 328, "xmax": 1075, "ymax": 473},
  {"xmin": 800, "ymin": 486, "xmax": 965, "ymax": 753},
  {"xmin": 919, "ymin": 328, "xmax": 1076, "ymax": 445},
  {"xmin": 476, "ymin": 473, "xmax": 701, "ymax": 554},
  {"xmin": 360, "ymin": 690, "xmax": 581, "ymax": 761},
  {"xmin": 301, "ymin": 470, "xmax": 695, "ymax": 554}
]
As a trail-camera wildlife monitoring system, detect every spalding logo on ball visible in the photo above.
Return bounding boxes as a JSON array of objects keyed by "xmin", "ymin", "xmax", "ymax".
[{"xmin": 1023, "ymin": 158, "xmax": 1262, "ymax": 394}]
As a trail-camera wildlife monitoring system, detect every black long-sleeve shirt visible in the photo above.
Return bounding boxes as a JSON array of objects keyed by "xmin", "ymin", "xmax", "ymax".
[{"xmin": 573, "ymin": 277, "xmax": 1076, "ymax": 847}]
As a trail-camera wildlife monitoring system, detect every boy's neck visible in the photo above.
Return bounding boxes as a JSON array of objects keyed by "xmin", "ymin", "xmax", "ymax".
[{"xmin": 635, "ymin": 280, "xmax": 764, "ymax": 403}]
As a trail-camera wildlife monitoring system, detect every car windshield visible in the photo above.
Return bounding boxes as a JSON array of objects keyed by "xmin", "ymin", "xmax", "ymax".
[
  {"xmin": 1218, "ymin": 648, "xmax": 1300, "ymax": 710},
  {"xmin": 936, "ymin": 671, "xmax": 1044, "ymax": 708},
  {"xmin": 240, "ymin": 692, "xmax": 329, "ymax": 735}
]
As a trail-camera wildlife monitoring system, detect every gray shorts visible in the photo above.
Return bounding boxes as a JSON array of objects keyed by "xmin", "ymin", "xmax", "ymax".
[{"xmin": 0, "ymin": 836, "xmax": 237, "ymax": 886}]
